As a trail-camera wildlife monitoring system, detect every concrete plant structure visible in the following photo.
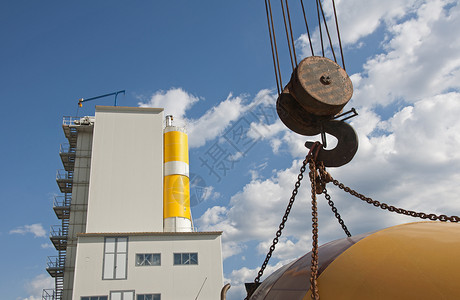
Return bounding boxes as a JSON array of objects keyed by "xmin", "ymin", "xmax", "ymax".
[{"xmin": 45, "ymin": 106, "xmax": 223, "ymax": 300}]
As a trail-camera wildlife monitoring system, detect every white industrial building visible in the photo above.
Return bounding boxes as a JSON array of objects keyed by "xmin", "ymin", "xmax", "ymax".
[{"xmin": 44, "ymin": 106, "xmax": 223, "ymax": 300}]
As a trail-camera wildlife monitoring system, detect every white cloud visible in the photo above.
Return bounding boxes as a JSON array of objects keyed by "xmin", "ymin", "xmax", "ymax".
[
  {"xmin": 248, "ymin": 162, "xmax": 269, "ymax": 181},
  {"xmin": 256, "ymin": 235, "xmax": 312, "ymax": 260},
  {"xmin": 187, "ymin": 93, "xmax": 249, "ymax": 148},
  {"xmin": 222, "ymin": 241, "xmax": 246, "ymax": 260},
  {"xmin": 297, "ymin": 0, "xmax": 423, "ymax": 58},
  {"xmin": 139, "ymin": 88, "xmax": 280, "ymax": 150},
  {"xmin": 138, "ymin": 87, "xmax": 200, "ymax": 123},
  {"xmin": 19, "ymin": 274, "xmax": 54, "ymax": 300},
  {"xmin": 247, "ymin": 119, "xmax": 285, "ymax": 141},
  {"xmin": 223, "ymin": 261, "xmax": 289, "ymax": 300},
  {"xmin": 331, "ymin": 0, "xmax": 421, "ymax": 44},
  {"xmin": 203, "ymin": 186, "xmax": 221, "ymax": 201},
  {"xmin": 40, "ymin": 243, "xmax": 53, "ymax": 249},
  {"xmin": 10, "ymin": 224, "xmax": 46, "ymax": 238},
  {"xmin": 139, "ymin": 89, "xmax": 257, "ymax": 149},
  {"xmin": 140, "ymin": 3, "xmax": 460, "ymax": 299},
  {"xmin": 350, "ymin": 0, "xmax": 460, "ymax": 108},
  {"xmin": 196, "ymin": 160, "xmax": 328, "ymax": 257}
]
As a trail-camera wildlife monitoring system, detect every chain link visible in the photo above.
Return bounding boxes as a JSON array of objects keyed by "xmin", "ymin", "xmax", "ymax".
[
  {"xmin": 316, "ymin": 162, "xmax": 351, "ymax": 237},
  {"xmin": 331, "ymin": 178, "xmax": 460, "ymax": 223},
  {"xmin": 245, "ymin": 156, "xmax": 310, "ymax": 300},
  {"xmin": 323, "ymin": 187, "xmax": 351, "ymax": 237},
  {"xmin": 308, "ymin": 159, "xmax": 320, "ymax": 300},
  {"xmin": 244, "ymin": 142, "xmax": 460, "ymax": 300}
]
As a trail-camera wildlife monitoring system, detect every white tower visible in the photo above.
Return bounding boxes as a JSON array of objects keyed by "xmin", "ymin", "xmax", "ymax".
[{"xmin": 45, "ymin": 106, "xmax": 223, "ymax": 300}]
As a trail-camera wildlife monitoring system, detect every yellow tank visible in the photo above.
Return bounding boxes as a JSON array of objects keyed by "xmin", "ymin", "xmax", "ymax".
[{"xmin": 249, "ymin": 222, "xmax": 460, "ymax": 300}]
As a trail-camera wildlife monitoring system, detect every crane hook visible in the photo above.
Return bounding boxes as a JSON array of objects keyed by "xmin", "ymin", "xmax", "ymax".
[{"xmin": 305, "ymin": 120, "xmax": 358, "ymax": 168}]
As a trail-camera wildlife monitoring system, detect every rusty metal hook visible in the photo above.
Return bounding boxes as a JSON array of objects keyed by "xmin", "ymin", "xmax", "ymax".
[{"xmin": 305, "ymin": 120, "xmax": 358, "ymax": 167}]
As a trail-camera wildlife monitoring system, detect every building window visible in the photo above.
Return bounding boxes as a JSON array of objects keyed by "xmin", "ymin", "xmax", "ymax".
[
  {"xmin": 81, "ymin": 297, "xmax": 107, "ymax": 300},
  {"xmin": 137, "ymin": 294, "xmax": 161, "ymax": 300},
  {"xmin": 173, "ymin": 252, "xmax": 198, "ymax": 265},
  {"xmin": 136, "ymin": 253, "xmax": 161, "ymax": 266},
  {"xmin": 103, "ymin": 237, "xmax": 128, "ymax": 280},
  {"xmin": 110, "ymin": 290, "xmax": 134, "ymax": 300}
]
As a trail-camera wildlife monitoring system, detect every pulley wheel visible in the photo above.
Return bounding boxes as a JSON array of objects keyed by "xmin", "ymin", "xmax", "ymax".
[
  {"xmin": 276, "ymin": 85, "xmax": 326, "ymax": 136},
  {"xmin": 292, "ymin": 56, "xmax": 353, "ymax": 116}
]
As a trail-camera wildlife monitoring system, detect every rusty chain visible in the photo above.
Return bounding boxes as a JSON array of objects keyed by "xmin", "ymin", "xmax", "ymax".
[
  {"xmin": 318, "ymin": 164, "xmax": 460, "ymax": 223},
  {"xmin": 303, "ymin": 158, "xmax": 460, "ymax": 300},
  {"xmin": 308, "ymin": 158, "xmax": 320, "ymax": 300},
  {"xmin": 246, "ymin": 140, "xmax": 460, "ymax": 300},
  {"xmin": 246, "ymin": 144, "xmax": 323, "ymax": 299},
  {"xmin": 317, "ymin": 161, "xmax": 351, "ymax": 237},
  {"xmin": 323, "ymin": 187, "xmax": 351, "ymax": 237},
  {"xmin": 245, "ymin": 155, "xmax": 309, "ymax": 300}
]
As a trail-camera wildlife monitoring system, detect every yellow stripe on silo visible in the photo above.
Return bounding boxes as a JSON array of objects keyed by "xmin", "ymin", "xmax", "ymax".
[
  {"xmin": 164, "ymin": 131, "xmax": 189, "ymax": 163},
  {"xmin": 163, "ymin": 175, "xmax": 191, "ymax": 219}
]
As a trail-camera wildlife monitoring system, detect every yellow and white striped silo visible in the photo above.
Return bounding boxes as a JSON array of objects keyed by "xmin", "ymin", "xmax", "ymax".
[{"xmin": 163, "ymin": 115, "xmax": 193, "ymax": 232}]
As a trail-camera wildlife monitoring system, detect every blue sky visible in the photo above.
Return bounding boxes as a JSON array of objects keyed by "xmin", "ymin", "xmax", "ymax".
[{"xmin": 2, "ymin": 1, "xmax": 460, "ymax": 299}]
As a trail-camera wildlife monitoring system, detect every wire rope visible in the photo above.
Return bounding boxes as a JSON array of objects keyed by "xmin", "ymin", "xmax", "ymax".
[
  {"xmin": 316, "ymin": 0, "xmax": 325, "ymax": 56},
  {"xmin": 284, "ymin": 0, "xmax": 298, "ymax": 67},
  {"xmin": 300, "ymin": 0, "xmax": 315, "ymax": 56},
  {"xmin": 318, "ymin": 0, "xmax": 337, "ymax": 63},
  {"xmin": 268, "ymin": 0, "xmax": 284, "ymax": 92},
  {"xmin": 331, "ymin": 0, "xmax": 346, "ymax": 70},
  {"xmin": 265, "ymin": 0, "xmax": 282, "ymax": 95},
  {"xmin": 266, "ymin": 0, "xmax": 284, "ymax": 94},
  {"xmin": 281, "ymin": 0, "xmax": 295, "ymax": 71}
]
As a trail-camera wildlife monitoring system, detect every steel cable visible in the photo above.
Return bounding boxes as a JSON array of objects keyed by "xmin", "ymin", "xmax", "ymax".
[
  {"xmin": 317, "ymin": 0, "xmax": 337, "ymax": 63},
  {"xmin": 265, "ymin": 0, "xmax": 282, "ymax": 95},
  {"xmin": 281, "ymin": 0, "xmax": 295, "ymax": 70},
  {"xmin": 300, "ymin": 0, "xmax": 315, "ymax": 56}
]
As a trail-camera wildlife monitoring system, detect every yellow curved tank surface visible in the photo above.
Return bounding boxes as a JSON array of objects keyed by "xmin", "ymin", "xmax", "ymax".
[
  {"xmin": 250, "ymin": 222, "xmax": 460, "ymax": 300},
  {"xmin": 163, "ymin": 175, "xmax": 190, "ymax": 219}
]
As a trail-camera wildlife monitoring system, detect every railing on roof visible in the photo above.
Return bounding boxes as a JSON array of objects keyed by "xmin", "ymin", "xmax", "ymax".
[
  {"xmin": 50, "ymin": 225, "xmax": 67, "ymax": 238},
  {"xmin": 56, "ymin": 170, "xmax": 73, "ymax": 181},
  {"xmin": 42, "ymin": 289, "xmax": 56, "ymax": 300},
  {"xmin": 53, "ymin": 196, "xmax": 71, "ymax": 208},
  {"xmin": 62, "ymin": 116, "xmax": 94, "ymax": 126},
  {"xmin": 59, "ymin": 143, "xmax": 76, "ymax": 154},
  {"xmin": 47, "ymin": 256, "xmax": 61, "ymax": 269}
]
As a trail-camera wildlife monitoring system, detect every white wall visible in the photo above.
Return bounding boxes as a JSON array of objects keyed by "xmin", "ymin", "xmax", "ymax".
[
  {"xmin": 72, "ymin": 233, "xmax": 224, "ymax": 300},
  {"xmin": 86, "ymin": 106, "xmax": 164, "ymax": 233}
]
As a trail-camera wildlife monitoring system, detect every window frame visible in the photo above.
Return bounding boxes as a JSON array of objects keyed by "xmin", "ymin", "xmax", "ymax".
[
  {"xmin": 102, "ymin": 237, "xmax": 128, "ymax": 280},
  {"xmin": 173, "ymin": 252, "xmax": 198, "ymax": 265},
  {"xmin": 135, "ymin": 253, "xmax": 161, "ymax": 267},
  {"xmin": 136, "ymin": 294, "xmax": 161, "ymax": 300},
  {"xmin": 81, "ymin": 296, "xmax": 108, "ymax": 300},
  {"xmin": 109, "ymin": 290, "xmax": 135, "ymax": 300}
]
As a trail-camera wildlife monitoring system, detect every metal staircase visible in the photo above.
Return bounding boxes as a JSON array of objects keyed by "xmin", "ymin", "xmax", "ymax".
[{"xmin": 44, "ymin": 118, "xmax": 80, "ymax": 300}]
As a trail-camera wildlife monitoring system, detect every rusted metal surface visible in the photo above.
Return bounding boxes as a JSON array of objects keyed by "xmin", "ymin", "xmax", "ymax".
[
  {"xmin": 305, "ymin": 121, "xmax": 358, "ymax": 168},
  {"xmin": 292, "ymin": 56, "xmax": 353, "ymax": 116},
  {"xmin": 308, "ymin": 159, "xmax": 320, "ymax": 300},
  {"xmin": 276, "ymin": 84, "xmax": 327, "ymax": 136},
  {"xmin": 220, "ymin": 283, "xmax": 231, "ymax": 300},
  {"xmin": 275, "ymin": 66, "xmax": 358, "ymax": 167},
  {"xmin": 275, "ymin": 56, "xmax": 355, "ymax": 144},
  {"xmin": 248, "ymin": 233, "xmax": 370, "ymax": 299}
]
